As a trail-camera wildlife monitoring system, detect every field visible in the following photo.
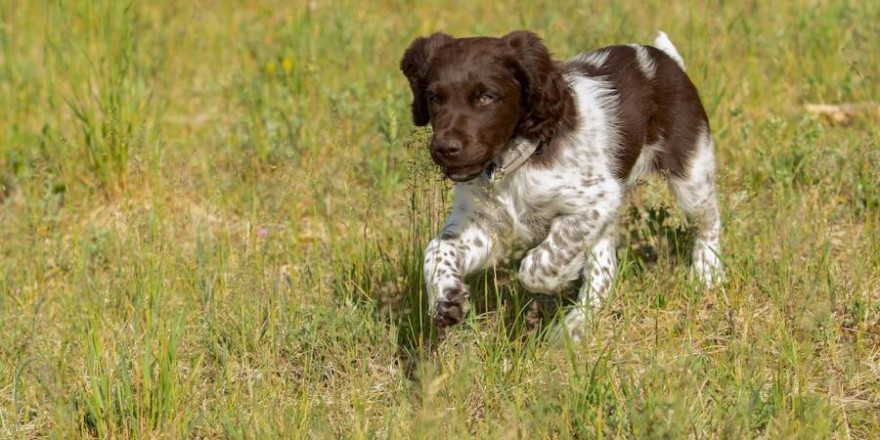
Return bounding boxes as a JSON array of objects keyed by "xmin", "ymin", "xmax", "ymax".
[{"xmin": 1, "ymin": 0, "xmax": 879, "ymax": 438}]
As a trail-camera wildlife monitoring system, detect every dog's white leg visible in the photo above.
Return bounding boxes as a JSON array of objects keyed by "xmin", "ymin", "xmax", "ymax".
[
  {"xmin": 668, "ymin": 128, "xmax": 724, "ymax": 286},
  {"xmin": 517, "ymin": 183, "xmax": 623, "ymax": 340},
  {"xmin": 423, "ymin": 230, "xmax": 493, "ymax": 328},
  {"xmin": 424, "ymin": 188, "xmax": 495, "ymax": 328},
  {"xmin": 560, "ymin": 222, "xmax": 618, "ymax": 342}
]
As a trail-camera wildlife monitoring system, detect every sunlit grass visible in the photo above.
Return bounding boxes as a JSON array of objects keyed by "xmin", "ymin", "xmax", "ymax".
[{"xmin": 1, "ymin": 0, "xmax": 878, "ymax": 437}]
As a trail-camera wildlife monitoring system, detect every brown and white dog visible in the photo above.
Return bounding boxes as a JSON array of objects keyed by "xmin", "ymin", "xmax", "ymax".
[{"xmin": 400, "ymin": 31, "xmax": 723, "ymax": 339}]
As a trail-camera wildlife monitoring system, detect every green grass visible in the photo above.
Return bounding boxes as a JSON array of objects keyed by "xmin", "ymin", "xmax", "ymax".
[{"xmin": 1, "ymin": 0, "xmax": 879, "ymax": 438}]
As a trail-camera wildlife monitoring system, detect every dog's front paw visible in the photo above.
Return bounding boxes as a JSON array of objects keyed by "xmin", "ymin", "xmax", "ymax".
[{"xmin": 431, "ymin": 284, "xmax": 469, "ymax": 328}]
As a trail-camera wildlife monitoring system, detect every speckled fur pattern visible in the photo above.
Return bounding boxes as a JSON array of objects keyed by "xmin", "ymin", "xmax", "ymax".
[{"xmin": 421, "ymin": 33, "xmax": 723, "ymax": 340}]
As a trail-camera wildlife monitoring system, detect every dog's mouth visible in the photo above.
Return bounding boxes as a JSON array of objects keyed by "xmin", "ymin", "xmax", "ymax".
[{"xmin": 444, "ymin": 164, "xmax": 489, "ymax": 182}]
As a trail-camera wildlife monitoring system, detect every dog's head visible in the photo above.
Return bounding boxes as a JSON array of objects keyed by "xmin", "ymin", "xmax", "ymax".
[{"xmin": 400, "ymin": 31, "xmax": 570, "ymax": 182}]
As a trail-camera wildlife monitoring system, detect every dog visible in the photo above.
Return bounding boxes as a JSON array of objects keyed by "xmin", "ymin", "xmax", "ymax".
[{"xmin": 400, "ymin": 31, "xmax": 723, "ymax": 339}]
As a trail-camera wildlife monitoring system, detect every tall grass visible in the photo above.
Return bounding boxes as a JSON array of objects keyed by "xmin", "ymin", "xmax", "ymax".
[
  {"xmin": 0, "ymin": 0, "xmax": 878, "ymax": 438},
  {"xmin": 40, "ymin": 0, "xmax": 166, "ymax": 196}
]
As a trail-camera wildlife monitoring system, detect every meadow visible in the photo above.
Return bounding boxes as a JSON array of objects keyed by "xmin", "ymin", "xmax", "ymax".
[{"xmin": 1, "ymin": 0, "xmax": 878, "ymax": 438}]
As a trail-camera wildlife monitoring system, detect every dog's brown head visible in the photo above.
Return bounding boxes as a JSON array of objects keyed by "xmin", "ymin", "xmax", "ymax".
[{"xmin": 401, "ymin": 31, "xmax": 572, "ymax": 182}]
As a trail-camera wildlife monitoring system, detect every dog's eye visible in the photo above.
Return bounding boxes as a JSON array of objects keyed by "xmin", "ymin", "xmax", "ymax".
[
  {"xmin": 427, "ymin": 93, "xmax": 442, "ymax": 105},
  {"xmin": 477, "ymin": 93, "xmax": 495, "ymax": 106}
]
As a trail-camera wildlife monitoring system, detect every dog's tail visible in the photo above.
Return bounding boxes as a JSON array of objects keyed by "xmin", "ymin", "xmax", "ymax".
[{"xmin": 653, "ymin": 31, "xmax": 685, "ymax": 71}]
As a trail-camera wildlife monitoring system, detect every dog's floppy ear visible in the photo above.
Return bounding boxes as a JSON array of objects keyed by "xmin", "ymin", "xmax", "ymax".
[
  {"xmin": 503, "ymin": 31, "xmax": 569, "ymax": 142},
  {"xmin": 400, "ymin": 32, "xmax": 452, "ymax": 126}
]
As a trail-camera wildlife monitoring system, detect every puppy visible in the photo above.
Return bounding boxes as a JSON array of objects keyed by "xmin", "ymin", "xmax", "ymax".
[{"xmin": 400, "ymin": 31, "xmax": 722, "ymax": 339}]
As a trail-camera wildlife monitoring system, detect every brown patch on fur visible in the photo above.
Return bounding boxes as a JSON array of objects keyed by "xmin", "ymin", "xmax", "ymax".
[
  {"xmin": 503, "ymin": 32, "xmax": 578, "ymax": 165},
  {"xmin": 563, "ymin": 45, "xmax": 709, "ymax": 181},
  {"xmin": 440, "ymin": 227, "xmax": 460, "ymax": 240}
]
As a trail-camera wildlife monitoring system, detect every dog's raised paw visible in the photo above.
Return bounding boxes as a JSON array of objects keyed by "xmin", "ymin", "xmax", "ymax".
[
  {"xmin": 433, "ymin": 300, "xmax": 464, "ymax": 327},
  {"xmin": 432, "ymin": 285, "xmax": 469, "ymax": 328}
]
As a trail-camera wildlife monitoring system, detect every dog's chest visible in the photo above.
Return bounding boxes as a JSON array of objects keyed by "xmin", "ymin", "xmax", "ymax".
[{"xmin": 482, "ymin": 171, "xmax": 570, "ymax": 245}]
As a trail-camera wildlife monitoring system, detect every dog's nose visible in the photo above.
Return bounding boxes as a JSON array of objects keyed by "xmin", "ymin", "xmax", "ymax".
[{"xmin": 435, "ymin": 139, "xmax": 462, "ymax": 158}]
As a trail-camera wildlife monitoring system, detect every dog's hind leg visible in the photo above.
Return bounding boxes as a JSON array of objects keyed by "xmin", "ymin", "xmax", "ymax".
[{"xmin": 668, "ymin": 128, "xmax": 724, "ymax": 287}]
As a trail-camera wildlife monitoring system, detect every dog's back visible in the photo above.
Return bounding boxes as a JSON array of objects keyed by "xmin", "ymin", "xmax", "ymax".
[{"xmin": 563, "ymin": 36, "xmax": 710, "ymax": 186}]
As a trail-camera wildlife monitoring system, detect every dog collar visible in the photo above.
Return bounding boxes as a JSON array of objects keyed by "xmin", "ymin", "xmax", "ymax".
[{"xmin": 485, "ymin": 138, "xmax": 540, "ymax": 182}]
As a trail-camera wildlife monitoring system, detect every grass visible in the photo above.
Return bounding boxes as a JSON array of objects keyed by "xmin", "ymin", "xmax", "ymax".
[{"xmin": 1, "ymin": 0, "xmax": 879, "ymax": 437}]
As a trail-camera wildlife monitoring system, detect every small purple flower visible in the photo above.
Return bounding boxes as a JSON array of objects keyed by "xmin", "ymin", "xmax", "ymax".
[{"xmin": 257, "ymin": 227, "xmax": 268, "ymax": 237}]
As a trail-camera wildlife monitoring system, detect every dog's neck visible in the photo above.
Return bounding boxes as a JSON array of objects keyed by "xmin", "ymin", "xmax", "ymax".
[
  {"xmin": 485, "ymin": 137, "xmax": 541, "ymax": 182},
  {"xmin": 485, "ymin": 103, "xmax": 577, "ymax": 182}
]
